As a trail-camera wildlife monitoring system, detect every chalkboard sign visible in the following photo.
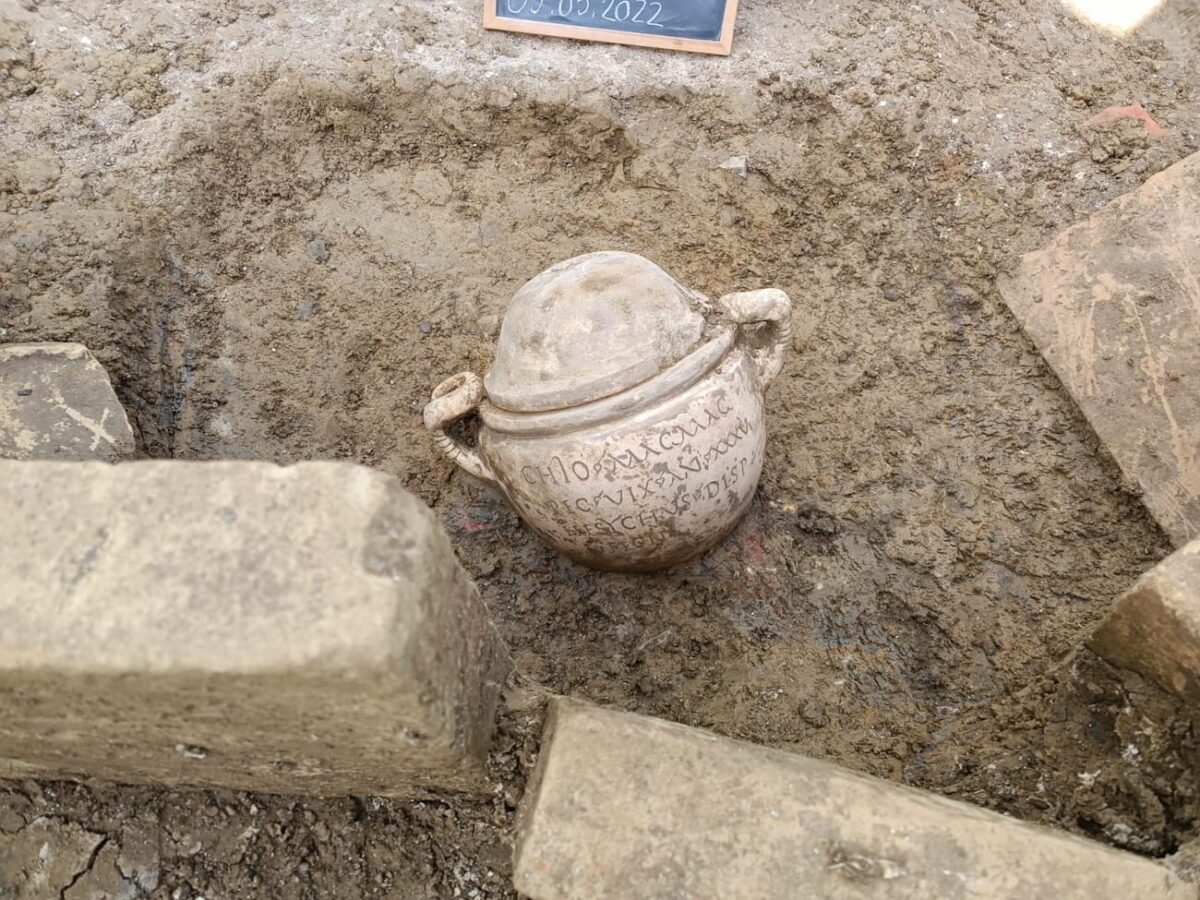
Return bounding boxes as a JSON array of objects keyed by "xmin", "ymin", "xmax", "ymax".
[{"xmin": 484, "ymin": 0, "xmax": 739, "ymax": 55}]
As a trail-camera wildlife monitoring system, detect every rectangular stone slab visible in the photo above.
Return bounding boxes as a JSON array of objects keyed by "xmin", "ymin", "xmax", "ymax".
[
  {"xmin": 1089, "ymin": 538, "xmax": 1200, "ymax": 702},
  {"xmin": 514, "ymin": 699, "xmax": 1192, "ymax": 899},
  {"xmin": 0, "ymin": 460, "xmax": 510, "ymax": 796},
  {"xmin": 0, "ymin": 342, "xmax": 135, "ymax": 461},
  {"xmin": 998, "ymin": 151, "xmax": 1200, "ymax": 546}
]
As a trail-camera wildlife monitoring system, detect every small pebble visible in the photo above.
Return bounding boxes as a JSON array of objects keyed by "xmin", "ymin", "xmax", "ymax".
[
  {"xmin": 718, "ymin": 156, "xmax": 749, "ymax": 178},
  {"xmin": 306, "ymin": 237, "xmax": 331, "ymax": 263}
]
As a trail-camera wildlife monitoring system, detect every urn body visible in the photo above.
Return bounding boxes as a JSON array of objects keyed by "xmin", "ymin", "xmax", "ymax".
[{"xmin": 424, "ymin": 252, "xmax": 790, "ymax": 572}]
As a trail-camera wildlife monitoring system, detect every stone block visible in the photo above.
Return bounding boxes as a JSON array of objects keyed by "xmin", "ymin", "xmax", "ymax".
[
  {"xmin": 0, "ymin": 342, "xmax": 135, "ymax": 461},
  {"xmin": 514, "ymin": 699, "xmax": 1192, "ymax": 899},
  {"xmin": 1089, "ymin": 538, "xmax": 1200, "ymax": 702},
  {"xmin": 998, "ymin": 151, "xmax": 1200, "ymax": 546},
  {"xmin": 0, "ymin": 460, "xmax": 511, "ymax": 796}
]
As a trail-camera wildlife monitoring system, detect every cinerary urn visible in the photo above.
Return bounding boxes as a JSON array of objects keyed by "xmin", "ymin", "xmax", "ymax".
[{"xmin": 424, "ymin": 251, "xmax": 792, "ymax": 572}]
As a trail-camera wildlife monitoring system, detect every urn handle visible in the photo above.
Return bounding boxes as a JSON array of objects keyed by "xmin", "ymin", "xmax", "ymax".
[
  {"xmin": 719, "ymin": 289, "xmax": 793, "ymax": 389},
  {"xmin": 423, "ymin": 372, "xmax": 499, "ymax": 485}
]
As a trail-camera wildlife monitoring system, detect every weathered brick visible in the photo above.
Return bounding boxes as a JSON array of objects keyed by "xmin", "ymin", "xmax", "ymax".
[
  {"xmin": 0, "ymin": 342, "xmax": 135, "ymax": 461},
  {"xmin": 0, "ymin": 460, "xmax": 511, "ymax": 796},
  {"xmin": 998, "ymin": 150, "xmax": 1200, "ymax": 547},
  {"xmin": 514, "ymin": 699, "xmax": 1192, "ymax": 899},
  {"xmin": 1089, "ymin": 539, "xmax": 1200, "ymax": 702}
]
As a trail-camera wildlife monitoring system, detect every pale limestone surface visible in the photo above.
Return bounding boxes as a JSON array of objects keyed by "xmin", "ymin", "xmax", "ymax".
[
  {"xmin": 514, "ymin": 699, "xmax": 1193, "ymax": 900},
  {"xmin": 0, "ymin": 460, "xmax": 511, "ymax": 796},
  {"xmin": 1089, "ymin": 538, "xmax": 1200, "ymax": 703},
  {"xmin": 998, "ymin": 151, "xmax": 1200, "ymax": 547},
  {"xmin": 0, "ymin": 342, "xmax": 135, "ymax": 461}
]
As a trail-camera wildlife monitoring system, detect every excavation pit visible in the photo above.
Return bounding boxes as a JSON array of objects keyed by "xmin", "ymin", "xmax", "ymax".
[{"xmin": 2, "ymin": 0, "xmax": 1200, "ymax": 894}]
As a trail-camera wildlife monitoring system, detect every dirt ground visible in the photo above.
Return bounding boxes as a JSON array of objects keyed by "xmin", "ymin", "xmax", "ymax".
[{"xmin": 3, "ymin": 0, "xmax": 1200, "ymax": 895}]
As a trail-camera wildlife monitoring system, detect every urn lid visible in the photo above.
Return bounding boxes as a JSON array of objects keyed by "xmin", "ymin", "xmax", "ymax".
[{"xmin": 484, "ymin": 252, "xmax": 707, "ymax": 413}]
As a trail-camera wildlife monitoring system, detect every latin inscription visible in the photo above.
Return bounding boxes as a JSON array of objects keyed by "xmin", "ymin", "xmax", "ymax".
[
  {"xmin": 548, "ymin": 453, "xmax": 759, "ymax": 540},
  {"xmin": 513, "ymin": 397, "xmax": 763, "ymax": 545},
  {"xmin": 519, "ymin": 397, "xmax": 747, "ymax": 490}
]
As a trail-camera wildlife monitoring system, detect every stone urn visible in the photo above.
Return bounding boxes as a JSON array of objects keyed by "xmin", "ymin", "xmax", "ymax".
[{"xmin": 424, "ymin": 251, "xmax": 791, "ymax": 572}]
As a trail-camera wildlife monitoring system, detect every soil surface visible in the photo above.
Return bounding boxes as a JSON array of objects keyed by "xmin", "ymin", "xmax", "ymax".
[{"xmin": 2, "ymin": 0, "xmax": 1200, "ymax": 896}]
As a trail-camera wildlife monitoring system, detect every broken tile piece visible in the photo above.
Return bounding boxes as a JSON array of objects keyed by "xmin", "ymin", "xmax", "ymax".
[
  {"xmin": 1082, "ymin": 103, "xmax": 1166, "ymax": 137},
  {"xmin": 998, "ymin": 150, "xmax": 1200, "ymax": 546},
  {"xmin": 1089, "ymin": 537, "xmax": 1200, "ymax": 702},
  {"xmin": 116, "ymin": 814, "xmax": 160, "ymax": 894},
  {"xmin": 0, "ymin": 342, "xmax": 135, "ymax": 461},
  {"xmin": 63, "ymin": 841, "xmax": 134, "ymax": 900},
  {"xmin": 0, "ymin": 817, "xmax": 105, "ymax": 899}
]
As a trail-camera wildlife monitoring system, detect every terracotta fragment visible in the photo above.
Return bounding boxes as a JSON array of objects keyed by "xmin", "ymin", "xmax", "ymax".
[{"xmin": 998, "ymin": 151, "xmax": 1200, "ymax": 546}]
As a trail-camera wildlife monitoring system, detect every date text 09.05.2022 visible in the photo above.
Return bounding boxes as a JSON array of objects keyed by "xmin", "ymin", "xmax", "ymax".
[{"xmin": 503, "ymin": 0, "xmax": 666, "ymax": 28}]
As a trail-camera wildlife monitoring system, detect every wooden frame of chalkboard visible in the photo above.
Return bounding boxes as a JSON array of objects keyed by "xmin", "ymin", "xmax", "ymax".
[{"xmin": 483, "ymin": 0, "xmax": 739, "ymax": 56}]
